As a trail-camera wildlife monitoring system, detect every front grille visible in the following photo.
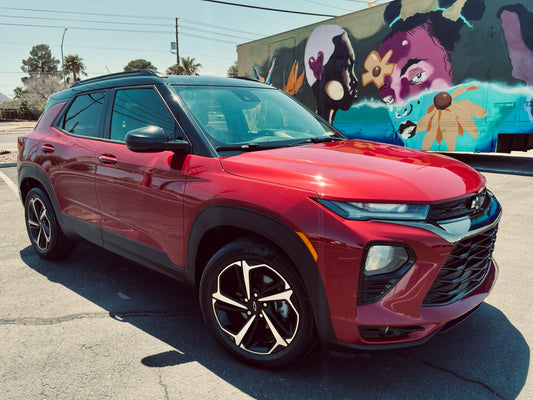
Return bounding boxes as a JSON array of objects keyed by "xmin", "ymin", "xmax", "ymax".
[
  {"xmin": 359, "ymin": 275, "xmax": 401, "ymax": 305},
  {"xmin": 358, "ymin": 260, "xmax": 414, "ymax": 305},
  {"xmin": 423, "ymin": 225, "xmax": 498, "ymax": 306},
  {"xmin": 428, "ymin": 189, "xmax": 488, "ymax": 223}
]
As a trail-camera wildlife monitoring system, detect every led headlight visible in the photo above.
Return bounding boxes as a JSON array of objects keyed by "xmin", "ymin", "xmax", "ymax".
[{"xmin": 317, "ymin": 200, "xmax": 429, "ymax": 221}]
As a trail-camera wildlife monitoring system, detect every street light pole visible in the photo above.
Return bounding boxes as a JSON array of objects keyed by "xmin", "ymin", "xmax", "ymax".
[
  {"xmin": 175, "ymin": 18, "xmax": 180, "ymax": 66},
  {"xmin": 61, "ymin": 28, "xmax": 68, "ymax": 89}
]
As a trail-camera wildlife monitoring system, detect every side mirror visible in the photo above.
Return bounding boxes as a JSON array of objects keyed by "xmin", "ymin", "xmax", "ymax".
[{"xmin": 125, "ymin": 125, "xmax": 189, "ymax": 153}]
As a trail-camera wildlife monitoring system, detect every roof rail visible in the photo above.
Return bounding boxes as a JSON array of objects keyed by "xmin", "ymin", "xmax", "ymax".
[
  {"xmin": 70, "ymin": 69, "xmax": 167, "ymax": 88},
  {"xmin": 231, "ymin": 76, "xmax": 263, "ymax": 83}
]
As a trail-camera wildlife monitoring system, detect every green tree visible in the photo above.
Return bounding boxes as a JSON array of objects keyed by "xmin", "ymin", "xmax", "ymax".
[
  {"xmin": 21, "ymin": 44, "xmax": 60, "ymax": 79},
  {"xmin": 166, "ymin": 63, "xmax": 185, "ymax": 75},
  {"xmin": 180, "ymin": 57, "xmax": 201, "ymax": 75},
  {"xmin": 227, "ymin": 61, "xmax": 238, "ymax": 77},
  {"xmin": 14, "ymin": 87, "xmax": 25, "ymax": 99},
  {"xmin": 64, "ymin": 54, "xmax": 88, "ymax": 83},
  {"xmin": 166, "ymin": 57, "xmax": 201, "ymax": 76},
  {"xmin": 124, "ymin": 59, "xmax": 157, "ymax": 71}
]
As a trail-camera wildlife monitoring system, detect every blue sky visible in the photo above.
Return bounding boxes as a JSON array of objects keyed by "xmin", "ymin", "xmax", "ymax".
[{"xmin": 0, "ymin": 0, "xmax": 390, "ymax": 98}]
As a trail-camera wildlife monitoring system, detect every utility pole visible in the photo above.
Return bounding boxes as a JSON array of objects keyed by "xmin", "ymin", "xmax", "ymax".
[{"xmin": 175, "ymin": 18, "xmax": 180, "ymax": 66}]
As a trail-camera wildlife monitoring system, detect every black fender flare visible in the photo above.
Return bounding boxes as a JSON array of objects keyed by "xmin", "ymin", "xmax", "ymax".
[
  {"xmin": 186, "ymin": 204, "xmax": 334, "ymax": 342},
  {"xmin": 18, "ymin": 163, "xmax": 71, "ymax": 236},
  {"xmin": 18, "ymin": 164, "xmax": 60, "ymax": 213}
]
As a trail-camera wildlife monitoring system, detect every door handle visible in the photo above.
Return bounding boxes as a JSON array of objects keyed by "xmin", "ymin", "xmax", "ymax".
[
  {"xmin": 41, "ymin": 144, "xmax": 55, "ymax": 154},
  {"xmin": 98, "ymin": 154, "xmax": 117, "ymax": 165}
]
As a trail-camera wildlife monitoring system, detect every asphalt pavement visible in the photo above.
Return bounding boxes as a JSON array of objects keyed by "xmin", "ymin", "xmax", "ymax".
[{"xmin": 0, "ymin": 124, "xmax": 532, "ymax": 399}]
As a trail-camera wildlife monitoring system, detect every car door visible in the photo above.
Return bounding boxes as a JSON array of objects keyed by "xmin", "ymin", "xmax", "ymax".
[
  {"xmin": 95, "ymin": 86, "xmax": 189, "ymax": 268},
  {"xmin": 46, "ymin": 90, "xmax": 106, "ymax": 245}
]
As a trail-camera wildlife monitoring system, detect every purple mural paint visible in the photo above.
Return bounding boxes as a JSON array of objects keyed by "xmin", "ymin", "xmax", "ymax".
[{"xmin": 378, "ymin": 23, "xmax": 452, "ymax": 104}]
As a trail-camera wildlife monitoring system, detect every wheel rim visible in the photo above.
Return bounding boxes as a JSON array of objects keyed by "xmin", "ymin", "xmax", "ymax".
[
  {"xmin": 211, "ymin": 260, "xmax": 300, "ymax": 355},
  {"xmin": 27, "ymin": 197, "xmax": 52, "ymax": 252}
]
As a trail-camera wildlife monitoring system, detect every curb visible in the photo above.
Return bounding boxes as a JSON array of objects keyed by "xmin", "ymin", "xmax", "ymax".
[{"xmin": 0, "ymin": 163, "xmax": 17, "ymax": 168}]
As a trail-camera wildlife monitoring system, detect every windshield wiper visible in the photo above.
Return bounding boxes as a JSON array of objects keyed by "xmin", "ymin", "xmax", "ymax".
[
  {"xmin": 215, "ymin": 143, "xmax": 283, "ymax": 152},
  {"xmin": 215, "ymin": 136, "xmax": 345, "ymax": 152},
  {"xmin": 291, "ymin": 136, "xmax": 345, "ymax": 146}
]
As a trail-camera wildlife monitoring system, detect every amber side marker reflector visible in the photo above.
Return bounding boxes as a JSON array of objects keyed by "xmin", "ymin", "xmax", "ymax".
[{"xmin": 296, "ymin": 231, "xmax": 318, "ymax": 262}]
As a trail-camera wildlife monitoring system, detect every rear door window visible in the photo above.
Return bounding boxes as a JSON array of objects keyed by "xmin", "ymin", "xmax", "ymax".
[{"xmin": 61, "ymin": 91, "xmax": 106, "ymax": 137}]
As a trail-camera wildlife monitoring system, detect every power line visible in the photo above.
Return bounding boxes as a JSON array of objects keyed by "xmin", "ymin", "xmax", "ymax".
[
  {"xmin": 0, "ymin": 22, "xmax": 171, "ymax": 35},
  {"xmin": 0, "ymin": 40, "xmax": 234, "ymax": 60},
  {"xmin": 0, "ymin": 6, "xmax": 170, "ymax": 20},
  {"xmin": 200, "ymin": 0, "xmax": 337, "ymax": 17},
  {"xmin": 0, "ymin": 13, "xmax": 168, "ymax": 28},
  {"xmin": 0, "ymin": 22, "xmax": 241, "ymax": 44},
  {"xmin": 302, "ymin": 0, "xmax": 353, "ymax": 12},
  {"xmin": 0, "ymin": 6, "xmax": 263, "ymax": 37},
  {"xmin": 0, "ymin": 14, "xmax": 257, "ymax": 40},
  {"xmin": 179, "ymin": 18, "xmax": 263, "ymax": 37}
]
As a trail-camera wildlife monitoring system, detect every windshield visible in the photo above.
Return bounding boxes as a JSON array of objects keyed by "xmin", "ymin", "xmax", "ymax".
[{"xmin": 172, "ymin": 85, "xmax": 343, "ymax": 151}]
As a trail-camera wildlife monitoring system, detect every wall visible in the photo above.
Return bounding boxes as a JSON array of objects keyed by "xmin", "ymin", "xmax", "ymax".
[{"xmin": 237, "ymin": 0, "xmax": 533, "ymax": 152}]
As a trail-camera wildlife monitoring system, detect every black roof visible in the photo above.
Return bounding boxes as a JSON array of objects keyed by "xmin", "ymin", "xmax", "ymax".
[{"xmin": 47, "ymin": 69, "xmax": 270, "ymax": 106}]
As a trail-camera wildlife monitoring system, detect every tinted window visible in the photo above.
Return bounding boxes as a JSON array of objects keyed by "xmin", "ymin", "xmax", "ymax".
[
  {"xmin": 62, "ymin": 91, "xmax": 105, "ymax": 137},
  {"xmin": 110, "ymin": 88, "xmax": 175, "ymax": 142},
  {"xmin": 174, "ymin": 86, "xmax": 335, "ymax": 146}
]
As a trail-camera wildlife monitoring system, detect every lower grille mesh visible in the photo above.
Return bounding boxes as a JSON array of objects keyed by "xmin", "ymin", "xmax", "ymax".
[{"xmin": 423, "ymin": 225, "xmax": 498, "ymax": 306}]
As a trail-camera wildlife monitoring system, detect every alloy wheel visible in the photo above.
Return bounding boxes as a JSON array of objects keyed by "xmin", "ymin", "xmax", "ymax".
[
  {"xmin": 211, "ymin": 260, "xmax": 300, "ymax": 355},
  {"xmin": 27, "ymin": 196, "xmax": 52, "ymax": 252}
]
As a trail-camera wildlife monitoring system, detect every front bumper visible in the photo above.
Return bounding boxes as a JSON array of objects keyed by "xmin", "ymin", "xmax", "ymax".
[{"xmin": 306, "ymin": 191, "xmax": 501, "ymax": 349}]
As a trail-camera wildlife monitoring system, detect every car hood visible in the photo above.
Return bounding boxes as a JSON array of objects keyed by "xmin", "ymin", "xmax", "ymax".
[{"xmin": 219, "ymin": 140, "xmax": 485, "ymax": 202}]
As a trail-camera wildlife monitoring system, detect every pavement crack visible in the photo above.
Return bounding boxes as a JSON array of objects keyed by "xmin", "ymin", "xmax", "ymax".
[
  {"xmin": 0, "ymin": 310, "xmax": 201, "ymax": 326},
  {"xmin": 158, "ymin": 372, "xmax": 170, "ymax": 400},
  {"xmin": 0, "ymin": 312, "xmax": 110, "ymax": 326},
  {"xmin": 395, "ymin": 352, "xmax": 506, "ymax": 399}
]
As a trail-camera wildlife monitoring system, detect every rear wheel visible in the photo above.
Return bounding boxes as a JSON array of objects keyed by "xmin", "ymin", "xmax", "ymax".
[
  {"xmin": 199, "ymin": 238, "xmax": 314, "ymax": 367},
  {"xmin": 24, "ymin": 188, "xmax": 74, "ymax": 259}
]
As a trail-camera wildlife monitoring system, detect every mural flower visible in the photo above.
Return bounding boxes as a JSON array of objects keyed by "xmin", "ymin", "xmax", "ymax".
[
  {"xmin": 362, "ymin": 50, "xmax": 394, "ymax": 89},
  {"xmin": 283, "ymin": 61, "xmax": 305, "ymax": 96},
  {"xmin": 417, "ymin": 86, "xmax": 488, "ymax": 151},
  {"xmin": 253, "ymin": 57, "xmax": 276, "ymax": 84}
]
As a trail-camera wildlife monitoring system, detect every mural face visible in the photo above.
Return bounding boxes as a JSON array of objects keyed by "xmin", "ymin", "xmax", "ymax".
[
  {"xmin": 304, "ymin": 25, "xmax": 359, "ymax": 123},
  {"xmin": 242, "ymin": 0, "xmax": 533, "ymax": 153},
  {"xmin": 378, "ymin": 22, "xmax": 452, "ymax": 104}
]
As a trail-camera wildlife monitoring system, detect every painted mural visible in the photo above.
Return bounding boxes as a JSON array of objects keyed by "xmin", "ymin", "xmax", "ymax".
[{"xmin": 238, "ymin": 0, "xmax": 533, "ymax": 153}]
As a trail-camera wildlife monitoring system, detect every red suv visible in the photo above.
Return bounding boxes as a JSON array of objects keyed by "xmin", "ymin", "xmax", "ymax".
[{"xmin": 18, "ymin": 70, "xmax": 501, "ymax": 367}]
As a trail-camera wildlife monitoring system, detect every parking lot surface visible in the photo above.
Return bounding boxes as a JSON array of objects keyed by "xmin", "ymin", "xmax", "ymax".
[{"xmin": 1, "ymin": 145, "xmax": 532, "ymax": 399}]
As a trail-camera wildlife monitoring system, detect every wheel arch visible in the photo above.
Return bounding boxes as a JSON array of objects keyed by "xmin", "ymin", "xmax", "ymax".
[
  {"xmin": 186, "ymin": 204, "xmax": 334, "ymax": 342},
  {"xmin": 18, "ymin": 164, "xmax": 59, "ymax": 211}
]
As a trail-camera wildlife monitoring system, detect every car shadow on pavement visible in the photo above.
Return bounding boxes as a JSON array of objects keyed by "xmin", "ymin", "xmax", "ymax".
[{"xmin": 21, "ymin": 243, "xmax": 529, "ymax": 400}]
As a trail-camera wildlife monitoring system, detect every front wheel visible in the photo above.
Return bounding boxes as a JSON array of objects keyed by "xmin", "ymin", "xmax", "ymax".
[{"xmin": 199, "ymin": 238, "xmax": 315, "ymax": 368}]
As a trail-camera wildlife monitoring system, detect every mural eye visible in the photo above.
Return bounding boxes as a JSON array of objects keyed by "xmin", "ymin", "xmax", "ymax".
[{"xmin": 410, "ymin": 71, "xmax": 426, "ymax": 85}]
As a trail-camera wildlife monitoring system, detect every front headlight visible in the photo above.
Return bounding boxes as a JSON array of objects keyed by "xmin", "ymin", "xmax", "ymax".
[{"xmin": 317, "ymin": 200, "xmax": 429, "ymax": 221}]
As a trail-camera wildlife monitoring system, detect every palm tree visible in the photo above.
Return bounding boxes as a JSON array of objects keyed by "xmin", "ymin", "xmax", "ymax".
[
  {"xmin": 181, "ymin": 57, "xmax": 201, "ymax": 75},
  {"xmin": 13, "ymin": 87, "xmax": 25, "ymax": 99},
  {"xmin": 64, "ymin": 54, "xmax": 87, "ymax": 83},
  {"xmin": 166, "ymin": 57, "xmax": 202, "ymax": 76},
  {"xmin": 166, "ymin": 63, "xmax": 185, "ymax": 75}
]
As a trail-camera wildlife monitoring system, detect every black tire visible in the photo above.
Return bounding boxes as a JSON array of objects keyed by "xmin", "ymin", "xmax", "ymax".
[
  {"xmin": 199, "ymin": 237, "xmax": 315, "ymax": 368},
  {"xmin": 24, "ymin": 187, "xmax": 75, "ymax": 259}
]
